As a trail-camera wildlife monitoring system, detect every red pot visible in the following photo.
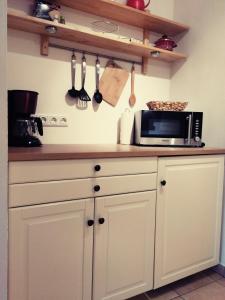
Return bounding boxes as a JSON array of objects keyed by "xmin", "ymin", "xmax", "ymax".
[
  {"xmin": 126, "ymin": 0, "xmax": 151, "ymax": 11},
  {"xmin": 154, "ymin": 35, "xmax": 177, "ymax": 51}
]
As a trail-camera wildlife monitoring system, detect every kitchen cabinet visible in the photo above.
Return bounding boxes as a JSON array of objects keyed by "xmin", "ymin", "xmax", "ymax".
[
  {"xmin": 8, "ymin": 157, "xmax": 157, "ymax": 300},
  {"xmin": 93, "ymin": 191, "xmax": 156, "ymax": 300},
  {"xmin": 8, "ymin": 154, "xmax": 224, "ymax": 300},
  {"xmin": 9, "ymin": 198, "xmax": 94, "ymax": 300},
  {"xmin": 154, "ymin": 155, "xmax": 224, "ymax": 288}
]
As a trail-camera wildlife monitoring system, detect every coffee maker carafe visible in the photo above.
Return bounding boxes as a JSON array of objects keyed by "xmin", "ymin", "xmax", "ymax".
[{"xmin": 8, "ymin": 90, "xmax": 43, "ymax": 147}]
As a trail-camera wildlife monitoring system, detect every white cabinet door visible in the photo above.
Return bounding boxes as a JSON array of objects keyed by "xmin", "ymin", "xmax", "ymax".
[
  {"xmin": 9, "ymin": 199, "xmax": 94, "ymax": 300},
  {"xmin": 155, "ymin": 155, "xmax": 224, "ymax": 288},
  {"xmin": 93, "ymin": 191, "xmax": 156, "ymax": 300}
]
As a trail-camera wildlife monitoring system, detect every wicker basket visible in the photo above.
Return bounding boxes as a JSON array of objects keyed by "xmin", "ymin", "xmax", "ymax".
[{"xmin": 146, "ymin": 101, "xmax": 188, "ymax": 112}]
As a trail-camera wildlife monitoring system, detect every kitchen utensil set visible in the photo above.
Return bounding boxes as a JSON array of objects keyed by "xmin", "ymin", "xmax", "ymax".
[
  {"xmin": 68, "ymin": 52, "xmax": 136, "ymax": 107},
  {"xmin": 68, "ymin": 52, "xmax": 99, "ymax": 104}
]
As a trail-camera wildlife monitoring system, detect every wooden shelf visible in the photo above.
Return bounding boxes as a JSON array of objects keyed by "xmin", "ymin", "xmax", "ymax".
[
  {"xmin": 59, "ymin": 0, "xmax": 189, "ymax": 36},
  {"xmin": 8, "ymin": 9, "xmax": 187, "ymax": 64}
]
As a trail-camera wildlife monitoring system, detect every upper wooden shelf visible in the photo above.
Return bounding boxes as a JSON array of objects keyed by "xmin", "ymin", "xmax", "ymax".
[
  {"xmin": 59, "ymin": 0, "xmax": 189, "ymax": 36},
  {"xmin": 7, "ymin": 9, "xmax": 187, "ymax": 63}
]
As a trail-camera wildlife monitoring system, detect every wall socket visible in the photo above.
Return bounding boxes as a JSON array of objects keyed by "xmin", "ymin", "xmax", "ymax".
[{"xmin": 33, "ymin": 114, "xmax": 68, "ymax": 127}]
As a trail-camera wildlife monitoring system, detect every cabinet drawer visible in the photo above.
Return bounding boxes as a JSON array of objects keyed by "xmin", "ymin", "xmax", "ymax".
[
  {"xmin": 94, "ymin": 157, "xmax": 157, "ymax": 177},
  {"xmin": 9, "ymin": 157, "xmax": 157, "ymax": 184},
  {"xmin": 93, "ymin": 173, "xmax": 157, "ymax": 197},
  {"xmin": 9, "ymin": 173, "xmax": 157, "ymax": 207},
  {"xmin": 9, "ymin": 160, "xmax": 94, "ymax": 184},
  {"xmin": 9, "ymin": 179, "xmax": 93, "ymax": 208}
]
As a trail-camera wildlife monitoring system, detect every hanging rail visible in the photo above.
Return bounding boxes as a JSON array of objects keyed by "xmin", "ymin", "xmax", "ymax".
[{"xmin": 49, "ymin": 43, "xmax": 142, "ymax": 65}]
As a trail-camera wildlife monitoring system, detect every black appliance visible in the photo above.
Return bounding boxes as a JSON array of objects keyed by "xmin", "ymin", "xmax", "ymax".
[
  {"xmin": 8, "ymin": 90, "xmax": 43, "ymax": 147},
  {"xmin": 135, "ymin": 110, "xmax": 204, "ymax": 147}
]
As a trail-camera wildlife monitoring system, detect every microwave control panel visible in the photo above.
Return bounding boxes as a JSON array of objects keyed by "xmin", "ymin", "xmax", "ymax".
[{"xmin": 192, "ymin": 112, "xmax": 203, "ymax": 141}]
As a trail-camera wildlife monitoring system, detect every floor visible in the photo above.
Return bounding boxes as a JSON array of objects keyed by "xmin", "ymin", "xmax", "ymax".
[{"xmin": 129, "ymin": 269, "xmax": 225, "ymax": 300}]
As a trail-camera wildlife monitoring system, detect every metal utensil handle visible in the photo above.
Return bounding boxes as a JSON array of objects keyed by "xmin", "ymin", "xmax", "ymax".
[
  {"xmin": 35, "ymin": 117, "xmax": 43, "ymax": 136},
  {"xmin": 71, "ymin": 53, "xmax": 76, "ymax": 87},
  {"xmin": 187, "ymin": 113, "xmax": 192, "ymax": 145},
  {"xmin": 31, "ymin": 120, "xmax": 36, "ymax": 134},
  {"xmin": 82, "ymin": 55, "xmax": 86, "ymax": 88},
  {"xmin": 96, "ymin": 58, "xmax": 100, "ymax": 90}
]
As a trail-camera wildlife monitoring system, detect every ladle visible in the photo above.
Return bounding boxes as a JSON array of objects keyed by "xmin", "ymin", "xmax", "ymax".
[
  {"xmin": 93, "ymin": 57, "xmax": 103, "ymax": 104},
  {"xmin": 68, "ymin": 52, "xmax": 79, "ymax": 99}
]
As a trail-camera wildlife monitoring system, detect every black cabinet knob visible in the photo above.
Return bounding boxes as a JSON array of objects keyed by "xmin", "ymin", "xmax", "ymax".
[
  {"xmin": 95, "ymin": 165, "xmax": 101, "ymax": 172},
  {"xmin": 94, "ymin": 185, "xmax": 101, "ymax": 192},
  {"xmin": 99, "ymin": 218, "xmax": 105, "ymax": 225},
  {"xmin": 87, "ymin": 220, "xmax": 94, "ymax": 227},
  {"xmin": 161, "ymin": 180, "xmax": 167, "ymax": 186}
]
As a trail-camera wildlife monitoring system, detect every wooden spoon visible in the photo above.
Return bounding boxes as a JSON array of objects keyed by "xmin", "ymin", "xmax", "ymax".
[{"xmin": 129, "ymin": 65, "xmax": 136, "ymax": 107}]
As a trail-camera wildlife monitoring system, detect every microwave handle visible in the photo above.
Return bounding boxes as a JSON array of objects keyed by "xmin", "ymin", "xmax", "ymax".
[{"xmin": 187, "ymin": 114, "xmax": 192, "ymax": 144}]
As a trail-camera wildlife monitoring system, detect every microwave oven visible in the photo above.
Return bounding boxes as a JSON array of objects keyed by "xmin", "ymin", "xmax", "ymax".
[{"xmin": 134, "ymin": 110, "xmax": 204, "ymax": 147}]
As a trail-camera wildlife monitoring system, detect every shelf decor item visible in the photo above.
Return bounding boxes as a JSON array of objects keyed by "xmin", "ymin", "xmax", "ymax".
[
  {"xmin": 33, "ymin": 0, "xmax": 60, "ymax": 21},
  {"xmin": 146, "ymin": 101, "xmax": 188, "ymax": 111},
  {"xmin": 91, "ymin": 20, "xmax": 119, "ymax": 34},
  {"xmin": 126, "ymin": 0, "xmax": 151, "ymax": 11},
  {"xmin": 154, "ymin": 35, "xmax": 177, "ymax": 51}
]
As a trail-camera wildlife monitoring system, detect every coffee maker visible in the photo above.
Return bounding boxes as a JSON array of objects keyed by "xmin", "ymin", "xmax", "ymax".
[{"xmin": 8, "ymin": 90, "xmax": 43, "ymax": 147}]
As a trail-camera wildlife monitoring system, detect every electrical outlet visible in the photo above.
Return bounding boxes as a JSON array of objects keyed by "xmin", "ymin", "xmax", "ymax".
[
  {"xmin": 33, "ymin": 114, "xmax": 68, "ymax": 127},
  {"xmin": 58, "ymin": 116, "xmax": 68, "ymax": 127}
]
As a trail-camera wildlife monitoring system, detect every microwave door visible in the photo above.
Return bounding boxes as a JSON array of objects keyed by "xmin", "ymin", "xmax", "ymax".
[
  {"xmin": 141, "ymin": 111, "xmax": 181, "ymax": 138},
  {"xmin": 140, "ymin": 111, "xmax": 190, "ymax": 145}
]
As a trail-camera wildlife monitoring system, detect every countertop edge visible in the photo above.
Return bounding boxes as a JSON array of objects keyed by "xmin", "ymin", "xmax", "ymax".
[{"xmin": 8, "ymin": 145, "xmax": 225, "ymax": 161}]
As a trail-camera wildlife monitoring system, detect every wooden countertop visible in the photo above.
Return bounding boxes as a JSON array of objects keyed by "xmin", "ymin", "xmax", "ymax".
[{"xmin": 8, "ymin": 144, "xmax": 225, "ymax": 161}]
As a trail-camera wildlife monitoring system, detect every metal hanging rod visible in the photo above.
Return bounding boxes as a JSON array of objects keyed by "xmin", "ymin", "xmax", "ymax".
[{"xmin": 49, "ymin": 43, "xmax": 142, "ymax": 65}]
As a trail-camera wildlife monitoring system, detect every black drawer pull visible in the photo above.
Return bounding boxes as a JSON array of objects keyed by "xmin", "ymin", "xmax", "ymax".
[
  {"xmin": 94, "ymin": 165, "xmax": 101, "ymax": 172},
  {"xmin": 94, "ymin": 185, "xmax": 101, "ymax": 192},
  {"xmin": 99, "ymin": 218, "xmax": 105, "ymax": 225},
  {"xmin": 161, "ymin": 180, "xmax": 167, "ymax": 186},
  {"xmin": 87, "ymin": 220, "xmax": 94, "ymax": 227}
]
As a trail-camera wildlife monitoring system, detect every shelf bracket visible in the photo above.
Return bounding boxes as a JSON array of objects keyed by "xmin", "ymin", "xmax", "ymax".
[
  {"xmin": 40, "ymin": 35, "xmax": 49, "ymax": 56},
  {"xmin": 142, "ymin": 29, "xmax": 150, "ymax": 75}
]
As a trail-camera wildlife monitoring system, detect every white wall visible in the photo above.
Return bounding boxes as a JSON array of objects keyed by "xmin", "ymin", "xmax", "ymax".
[
  {"xmin": 171, "ymin": 0, "xmax": 225, "ymax": 147},
  {"xmin": 171, "ymin": 0, "xmax": 225, "ymax": 266},
  {"xmin": 0, "ymin": 0, "xmax": 8, "ymax": 299},
  {"xmin": 8, "ymin": 0, "xmax": 174, "ymax": 144}
]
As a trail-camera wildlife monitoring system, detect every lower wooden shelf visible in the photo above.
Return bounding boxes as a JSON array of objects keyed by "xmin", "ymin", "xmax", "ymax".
[{"xmin": 7, "ymin": 8, "xmax": 187, "ymax": 68}]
